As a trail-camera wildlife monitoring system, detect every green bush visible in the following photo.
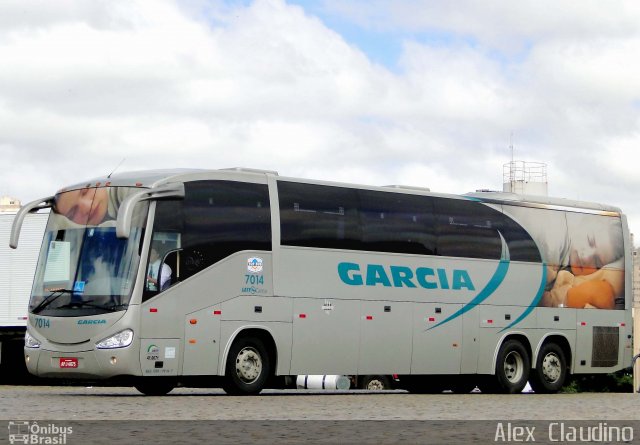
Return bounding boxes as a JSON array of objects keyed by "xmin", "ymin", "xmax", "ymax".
[{"xmin": 560, "ymin": 368, "xmax": 634, "ymax": 393}]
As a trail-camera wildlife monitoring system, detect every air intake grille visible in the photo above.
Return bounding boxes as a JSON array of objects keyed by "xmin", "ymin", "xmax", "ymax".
[{"xmin": 591, "ymin": 326, "xmax": 619, "ymax": 367}]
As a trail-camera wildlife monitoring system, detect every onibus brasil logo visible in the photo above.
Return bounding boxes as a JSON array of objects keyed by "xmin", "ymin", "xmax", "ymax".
[{"xmin": 8, "ymin": 421, "xmax": 73, "ymax": 444}]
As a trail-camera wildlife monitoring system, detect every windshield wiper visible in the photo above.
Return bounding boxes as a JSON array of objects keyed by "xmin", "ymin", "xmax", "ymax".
[
  {"xmin": 31, "ymin": 289, "xmax": 75, "ymax": 314},
  {"xmin": 106, "ymin": 303, "xmax": 129, "ymax": 311},
  {"xmin": 57, "ymin": 300, "xmax": 128, "ymax": 312}
]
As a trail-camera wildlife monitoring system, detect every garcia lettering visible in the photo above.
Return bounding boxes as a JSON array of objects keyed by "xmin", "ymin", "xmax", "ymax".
[{"xmin": 338, "ymin": 262, "xmax": 475, "ymax": 291}]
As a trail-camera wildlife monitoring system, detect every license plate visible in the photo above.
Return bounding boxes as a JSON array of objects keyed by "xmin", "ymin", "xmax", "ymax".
[{"xmin": 59, "ymin": 358, "xmax": 78, "ymax": 369}]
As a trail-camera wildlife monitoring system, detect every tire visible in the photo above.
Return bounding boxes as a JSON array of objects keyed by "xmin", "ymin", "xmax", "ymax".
[
  {"xmin": 487, "ymin": 339, "xmax": 530, "ymax": 394},
  {"xmin": 134, "ymin": 378, "xmax": 176, "ymax": 396},
  {"xmin": 222, "ymin": 337, "xmax": 270, "ymax": 395},
  {"xmin": 359, "ymin": 375, "xmax": 391, "ymax": 390},
  {"xmin": 529, "ymin": 342, "xmax": 567, "ymax": 394}
]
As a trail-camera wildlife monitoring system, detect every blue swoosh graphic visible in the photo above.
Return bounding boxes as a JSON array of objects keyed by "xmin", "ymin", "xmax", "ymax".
[
  {"xmin": 428, "ymin": 232, "xmax": 510, "ymax": 330},
  {"xmin": 499, "ymin": 263, "xmax": 547, "ymax": 333}
]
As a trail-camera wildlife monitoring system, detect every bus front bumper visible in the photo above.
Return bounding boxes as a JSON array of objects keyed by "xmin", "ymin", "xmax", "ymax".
[{"xmin": 24, "ymin": 346, "xmax": 141, "ymax": 380}]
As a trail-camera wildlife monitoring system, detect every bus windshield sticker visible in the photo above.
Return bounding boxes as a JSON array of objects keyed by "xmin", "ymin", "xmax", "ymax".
[
  {"xmin": 43, "ymin": 241, "xmax": 71, "ymax": 282},
  {"xmin": 72, "ymin": 281, "xmax": 85, "ymax": 293}
]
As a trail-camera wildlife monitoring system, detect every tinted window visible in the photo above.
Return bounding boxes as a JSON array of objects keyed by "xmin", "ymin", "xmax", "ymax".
[
  {"xmin": 278, "ymin": 181, "xmax": 540, "ymax": 262},
  {"xmin": 433, "ymin": 199, "xmax": 541, "ymax": 261},
  {"xmin": 359, "ymin": 190, "xmax": 436, "ymax": 255},
  {"xmin": 434, "ymin": 198, "xmax": 503, "ymax": 260},
  {"xmin": 146, "ymin": 181, "xmax": 271, "ymax": 300},
  {"xmin": 278, "ymin": 182, "xmax": 361, "ymax": 250},
  {"xmin": 181, "ymin": 181, "xmax": 271, "ymax": 262},
  {"xmin": 495, "ymin": 205, "xmax": 542, "ymax": 262}
]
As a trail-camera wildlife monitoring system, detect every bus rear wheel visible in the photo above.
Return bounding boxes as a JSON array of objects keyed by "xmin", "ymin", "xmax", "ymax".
[
  {"xmin": 222, "ymin": 337, "xmax": 270, "ymax": 395},
  {"xmin": 484, "ymin": 339, "xmax": 530, "ymax": 394},
  {"xmin": 529, "ymin": 342, "xmax": 566, "ymax": 394},
  {"xmin": 359, "ymin": 375, "xmax": 391, "ymax": 390}
]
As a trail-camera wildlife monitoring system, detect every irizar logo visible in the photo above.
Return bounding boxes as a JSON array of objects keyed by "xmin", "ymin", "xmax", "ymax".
[
  {"xmin": 337, "ymin": 262, "xmax": 475, "ymax": 290},
  {"xmin": 77, "ymin": 319, "xmax": 107, "ymax": 325},
  {"xmin": 247, "ymin": 257, "xmax": 263, "ymax": 273}
]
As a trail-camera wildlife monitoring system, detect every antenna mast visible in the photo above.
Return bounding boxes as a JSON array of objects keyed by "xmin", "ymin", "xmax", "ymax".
[
  {"xmin": 108, "ymin": 158, "xmax": 126, "ymax": 178},
  {"xmin": 502, "ymin": 135, "xmax": 548, "ymax": 196},
  {"xmin": 509, "ymin": 132, "xmax": 514, "ymax": 183}
]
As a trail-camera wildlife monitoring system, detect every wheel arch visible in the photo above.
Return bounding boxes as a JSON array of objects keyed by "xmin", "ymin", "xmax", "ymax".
[
  {"xmin": 533, "ymin": 334, "xmax": 572, "ymax": 373},
  {"xmin": 490, "ymin": 332, "xmax": 532, "ymax": 375},
  {"xmin": 219, "ymin": 325, "xmax": 278, "ymax": 377}
]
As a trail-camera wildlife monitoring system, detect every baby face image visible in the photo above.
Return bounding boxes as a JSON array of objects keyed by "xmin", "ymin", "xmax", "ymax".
[{"xmin": 55, "ymin": 187, "xmax": 109, "ymax": 225}]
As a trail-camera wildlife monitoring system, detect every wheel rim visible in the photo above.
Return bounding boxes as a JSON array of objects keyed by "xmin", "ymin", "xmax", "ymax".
[
  {"xmin": 234, "ymin": 346, "xmax": 262, "ymax": 383},
  {"xmin": 503, "ymin": 350, "xmax": 524, "ymax": 383},
  {"xmin": 541, "ymin": 352, "xmax": 562, "ymax": 383},
  {"xmin": 366, "ymin": 379, "xmax": 385, "ymax": 390}
]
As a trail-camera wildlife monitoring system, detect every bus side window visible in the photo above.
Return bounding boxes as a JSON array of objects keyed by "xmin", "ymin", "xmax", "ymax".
[
  {"xmin": 144, "ymin": 180, "xmax": 271, "ymax": 302},
  {"xmin": 433, "ymin": 198, "xmax": 502, "ymax": 260},
  {"xmin": 359, "ymin": 190, "xmax": 436, "ymax": 255},
  {"xmin": 278, "ymin": 182, "xmax": 360, "ymax": 250},
  {"xmin": 161, "ymin": 249, "xmax": 179, "ymax": 287}
]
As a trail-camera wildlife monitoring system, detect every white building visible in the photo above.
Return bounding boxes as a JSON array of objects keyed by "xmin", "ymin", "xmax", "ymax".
[
  {"xmin": 634, "ymin": 246, "xmax": 640, "ymax": 308},
  {"xmin": 0, "ymin": 196, "xmax": 20, "ymax": 213},
  {"xmin": 503, "ymin": 161, "xmax": 548, "ymax": 196}
]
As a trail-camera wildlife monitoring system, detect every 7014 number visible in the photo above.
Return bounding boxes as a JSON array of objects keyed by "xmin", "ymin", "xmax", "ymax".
[
  {"xmin": 34, "ymin": 317, "xmax": 50, "ymax": 328},
  {"xmin": 245, "ymin": 274, "xmax": 264, "ymax": 285}
]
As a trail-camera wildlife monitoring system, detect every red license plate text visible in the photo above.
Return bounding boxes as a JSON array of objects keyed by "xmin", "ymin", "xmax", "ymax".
[{"xmin": 59, "ymin": 358, "xmax": 78, "ymax": 368}]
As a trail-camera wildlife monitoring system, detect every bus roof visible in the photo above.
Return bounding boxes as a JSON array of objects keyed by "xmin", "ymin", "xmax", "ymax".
[
  {"xmin": 465, "ymin": 191, "xmax": 622, "ymax": 214},
  {"xmin": 56, "ymin": 168, "xmax": 276, "ymax": 193},
  {"xmin": 56, "ymin": 167, "xmax": 622, "ymax": 215}
]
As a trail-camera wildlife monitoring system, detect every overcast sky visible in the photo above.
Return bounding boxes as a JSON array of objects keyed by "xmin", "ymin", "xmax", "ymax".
[{"xmin": 2, "ymin": 0, "xmax": 640, "ymax": 239}]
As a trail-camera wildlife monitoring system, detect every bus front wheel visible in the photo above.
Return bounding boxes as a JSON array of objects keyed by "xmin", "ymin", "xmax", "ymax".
[
  {"xmin": 529, "ymin": 342, "xmax": 567, "ymax": 394},
  {"xmin": 222, "ymin": 337, "xmax": 270, "ymax": 395}
]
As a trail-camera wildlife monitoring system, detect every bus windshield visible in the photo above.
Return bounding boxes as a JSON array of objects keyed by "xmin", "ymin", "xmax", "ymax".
[{"xmin": 29, "ymin": 186, "xmax": 148, "ymax": 317}]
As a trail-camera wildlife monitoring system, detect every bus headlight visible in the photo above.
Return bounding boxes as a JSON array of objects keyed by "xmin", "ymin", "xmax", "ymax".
[
  {"xmin": 96, "ymin": 329, "xmax": 134, "ymax": 349},
  {"xmin": 25, "ymin": 331, "xmax": 41, "ymax": 349}
]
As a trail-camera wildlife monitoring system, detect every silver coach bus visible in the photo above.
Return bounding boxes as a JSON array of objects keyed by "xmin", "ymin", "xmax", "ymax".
[{"xmin": 10, "ymin": 168, "xmax": 632, "ymax": 395}]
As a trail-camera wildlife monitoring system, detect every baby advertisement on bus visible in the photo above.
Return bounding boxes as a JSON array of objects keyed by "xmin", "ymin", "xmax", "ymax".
[
  {"xmin": 28, "ymin": 185, "xmax": 148, "ymax": 316},
  {"xmin": 505, "ymin": 206, "xmax": 625, "ymax": 310}
]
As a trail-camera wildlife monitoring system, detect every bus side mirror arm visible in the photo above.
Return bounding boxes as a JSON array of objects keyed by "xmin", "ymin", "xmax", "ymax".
[
  {"xmin": 9, "ymin": 196, "xmax": 54, "ymax": 249},
  {"xmin": 116, "ymin": 183, "xmax": 185, "ymax": 239}
]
